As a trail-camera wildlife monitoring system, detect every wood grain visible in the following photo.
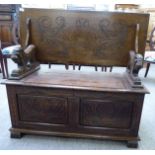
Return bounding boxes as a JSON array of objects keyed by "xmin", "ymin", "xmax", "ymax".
[
  {"xmin": 19, "ymin": 9, "xmax": 149, "ymax": 66},
  {"xmin": 4, "ymin": 8, "xmax": 150, "ymax": 148},
  {"xmin": 4, "ymin": 69, "xmax": 149, "ymax": 93}
]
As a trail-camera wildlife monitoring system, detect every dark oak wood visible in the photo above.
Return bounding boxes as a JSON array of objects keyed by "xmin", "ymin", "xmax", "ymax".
[
  {"xmin": 4, "ymin": 70, "xmax": 148, "ymax": 147},
  {"xmin": 10, "ymin": 130, "xmax": 22, "ymax": 138},
  {"xmin": 19, "ymin": 9, "xmax": 149, "ymax": 66},
  {"xmin": 3, "ymin": 8, "xmax": 150, "ymax": 148},
  {"xmin": 127, "ymin": 140, "xmax": 138, "ymax": 148},
  {"xmin": 7, "ymin": 8, "xmax": 149, "ymax": 80}
]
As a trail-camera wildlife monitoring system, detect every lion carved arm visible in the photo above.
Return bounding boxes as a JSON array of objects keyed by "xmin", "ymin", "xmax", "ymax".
[
  {"xmin": 126, "ymin": 50, "xmax": 143, "ymax": 87},
  {"xmin": 127, "ymin": 50, "xmax": 143, "ymax": 76},
  {"xmin": 10, "ymin": 44, "xmax": 40, "ymax": 79}
]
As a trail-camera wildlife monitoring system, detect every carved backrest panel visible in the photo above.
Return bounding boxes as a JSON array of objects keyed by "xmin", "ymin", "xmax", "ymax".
[{"xmin": 19, "ymin": 9, "xmax": 149, "ymax": 66}]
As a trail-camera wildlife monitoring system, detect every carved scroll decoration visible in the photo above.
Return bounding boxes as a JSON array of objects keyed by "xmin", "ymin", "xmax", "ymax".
[
  {"xmin": 98, "ymin": 18, "xmax": 127, "ymax": 60},
  {"xmin": 37, "ymin": 16, "xmax": 66, "ymax": 44}
]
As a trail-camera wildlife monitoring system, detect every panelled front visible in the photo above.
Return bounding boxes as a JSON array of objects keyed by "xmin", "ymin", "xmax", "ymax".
[
  {"xmin": 17, "ymin": 95, "xmax": 68, "ymax": 124},
  {"xmin": 7, "ymin": 85, "xmax": 73, "ymax": 132},
  {"xmin": 6, "ymin": 85, "xmax": 144, "ymax": 137},
  {"xmin": 79, "ymin": 98, "xmax": 133, "ymax": 128},
  {"xmin": 76, "ymin": 91, "xmax": 144, "ymax": 137}
]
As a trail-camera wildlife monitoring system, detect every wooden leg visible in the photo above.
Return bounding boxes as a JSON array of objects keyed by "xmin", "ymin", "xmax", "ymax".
[
  {"xmin": 65, "ymin": 64, "xmax": 69, "ymax": 70},
  {"xmin": 95, "ymin": 66, "xmax": 98, "ymax": 71},
  {"xmin": 127, "ymin": 140, "xmax": 138, "ymax": 148},
  {"xmin": 73, "ymin": 64, "xmax": 75, "ymax": 70},
  {"xmin": 0, "ymin": 58, "xmax": 6, "ymax": 79},
  {"xmin": 48, "ymin": 63, "xmax": 52, "ymax": 69},
  {"xmin": 10, "ymin": 131, "xmax": 22, "ymax": 138},
  {"xmin": 3, "ymin": 57, "xmax": 9, "ymax": 78},
  {"xmin": 105, "ymin": 67, "xmax": 107, "ymax": 72},
  {"xmin": 144, "ymin": 63, "xmax": 150, "ymax": 77},
  {"xmin": 78, "ymin": 65, "xmax": 81, "ymax": 70},
  {"xmin": 110, "ymin": 66, "xmax": 113, "ymax": 72},
  {"xmin": 101, "ymin": 67, "xmax": 105, "ymax": 71}
]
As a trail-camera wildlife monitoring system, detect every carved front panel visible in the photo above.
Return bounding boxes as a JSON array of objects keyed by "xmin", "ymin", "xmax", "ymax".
[
  {"xmin": 17, "ymin": 95, "xmax": 68, "ymax": 124},
  {"xmin": 80, "ymin": 98, "xmax": 133, "ymax": 129}
]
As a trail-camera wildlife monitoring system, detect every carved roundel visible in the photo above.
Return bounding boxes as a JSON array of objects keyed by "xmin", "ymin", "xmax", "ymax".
[
  {"xmin": 55, "ymin": 16, "xmax": 66, "ymax": 28},
  {"xmin": 38, "ymin": 16, "xmax": 52, "ymax": 30}
]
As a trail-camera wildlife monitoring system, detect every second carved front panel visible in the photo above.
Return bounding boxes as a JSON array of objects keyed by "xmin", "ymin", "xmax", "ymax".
[{"xmin": 79, "ymin": 98, "xmax": 133, "ymax": 129}]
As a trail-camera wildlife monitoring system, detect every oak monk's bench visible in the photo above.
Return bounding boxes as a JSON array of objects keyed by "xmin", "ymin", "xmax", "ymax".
[{"xmin": 3, "ymin": 8, "xmax": 150, "ymax": 148}]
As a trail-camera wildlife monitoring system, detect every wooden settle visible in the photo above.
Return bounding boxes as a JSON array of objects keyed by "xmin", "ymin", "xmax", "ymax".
[{"xmin": 3, "ymin": 8, "xmax": 150, "ymax": 148}]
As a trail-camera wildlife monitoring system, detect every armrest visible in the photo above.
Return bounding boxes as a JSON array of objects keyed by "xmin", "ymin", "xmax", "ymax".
[
  {"xmin": 127, "ymin": 50, "xmax": 143, "ymax": 76},
  {"xmin": 9, "ymin": 44, "xmax": 40, "ymax": 79},
  {"xmin": 126, "ymin": 50, "xmax": 143, "ymax": 88}
]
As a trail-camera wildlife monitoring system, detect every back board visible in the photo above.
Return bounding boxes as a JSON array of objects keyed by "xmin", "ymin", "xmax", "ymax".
[{"xmin": 20, "ymin": 8, "xmax": 149, "ymax": 66}]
